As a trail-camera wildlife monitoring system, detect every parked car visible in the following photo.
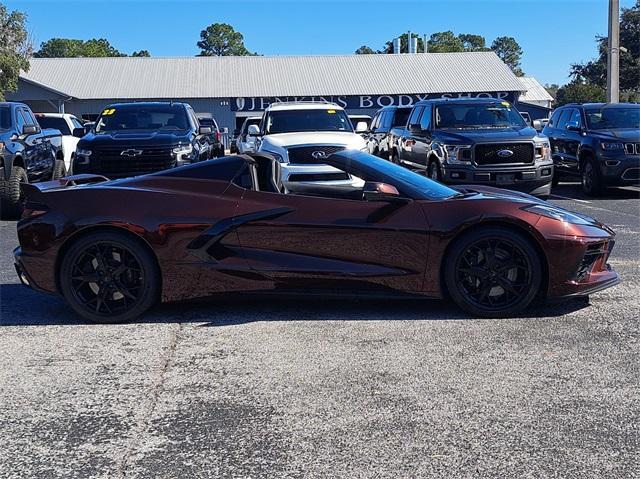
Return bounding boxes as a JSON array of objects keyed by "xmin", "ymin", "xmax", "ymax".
[
  {"xmin": 252, "ymin": 101, "xmax": 368, "ymax": 195},
  {"xmin": 15, "ymin": 150, "xmax": 619, "ymax": 323},
  {"xmin": 542, "ymin": 103, "xmax": 640, "ymax": 195},
  {"xmin": 196, "ymin": 115, "xmax": 225, "ymax": 158},
  {"xmin": 35, "ymin": 113, "xmax": 85, "ymax": 173},
  {"xmin": 366, "ymin": 106, "xmax": 412, "ymax": 158},
  {"xmin": 0, "ymin": 102, "xmax": 65, "ymax": 217},
  {"xmin": 389, "ymin": 98, "xmax": 554, "ymax": 197},
  {"xmin": 533, "ymin": 118, "xmax": 549, "ymax": 132},
  {"xmin": 349, "ymin": 114, "xmax": 372, "ymax": 136},
  {"xmin": 235, "ymin": 116, "xmax": 262, "ymax": 154},
  {"xmin": 72, "ymin": 102, "xmax": 213, "ymax": 179}
]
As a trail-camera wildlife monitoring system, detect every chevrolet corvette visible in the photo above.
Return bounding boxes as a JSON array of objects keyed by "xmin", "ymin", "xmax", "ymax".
[{"xmin": 14, "ymin": 151, "xmax": 619, "ymax": 322}]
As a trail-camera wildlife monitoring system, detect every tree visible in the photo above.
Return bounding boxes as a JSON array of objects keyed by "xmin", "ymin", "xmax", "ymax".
[
  {"xmin": 427, "ymin": 31, "xmax": 464, "ymax": 53},
  {"xmin": 132, "ymin": 50, "xmax": 150, "ymax": 57},
  {"xmin": 555, "ymin": 81, "xmax": 606, "ymax": 106},
  {"xmin": 355, "ymin": 45, "xmax": 377, "ymax": 54},
  {"xmin": 491, "ymin": 36, "xmax": 524, "ymax": 76},
  {"xmin": 35, "ymin": 38, "xmax": 126, "ymax": 57},
  {"xmin": 382, "ymin": 33, "xmax": 425, "ymax": 54},
  {"xmin": 197, "ymin": 23, "xmax": 255, "ymax": 56},
  {"xmin": 459, "ymin": 34, "xmax": 489, "ymax": 52},
  {"xmin": 570, "ymin": 1, "xmax": 639, "ymax": 93},
  {"xmin": 0, "ymin": 3, "xmax": 32, "ymax": 101}
]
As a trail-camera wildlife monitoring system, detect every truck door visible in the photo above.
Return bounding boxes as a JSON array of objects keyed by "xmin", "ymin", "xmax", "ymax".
[
  {"xmin": 410, "ymin": 104, "xmax": 433, "ymax": 169},
  {"xmin": 402, "ymin": 106, "xmax": 424, "ymax": 168}
]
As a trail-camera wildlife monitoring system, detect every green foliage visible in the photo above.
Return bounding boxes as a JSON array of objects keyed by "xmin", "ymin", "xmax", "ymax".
[
  {"xmin": 491, "ymin": 36, "xmax": 524, "ymax": 76},
  {"xmin": 427, "ymin": 31, "xmax": 464, "ymax": 53},
  {"xmin": 35, "ymin": 38, "xmax": 127, "ymax": 58},
  {"xmin": 354, "ymin": 45, "xmax": 378, "ymax": 55},
  {"xmin": 459, "ymin": 34, "xmax": 490, "ymax": 52},
  {"xmin": 132, "ymin": 50, "xmax": 151, "ymax": 57},
  {"xmin": 555, "ymin": 82, "xmax": 606, "ymax": 106},
  {"xmin": 570, "ymin": 1, "xmax": 639, "ymax": 94},
  {"xmin": 197, "ymin": 23, "xmax": 256, "ymax": 56},
  {"xmin": 0, "ymin": 3, "xmax": 32, "ymax": 101}
]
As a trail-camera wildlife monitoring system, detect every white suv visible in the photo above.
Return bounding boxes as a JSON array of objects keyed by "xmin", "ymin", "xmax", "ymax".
[{"xmin": 250, "ymin": 102, "xmax": 368, "ymax": 195}]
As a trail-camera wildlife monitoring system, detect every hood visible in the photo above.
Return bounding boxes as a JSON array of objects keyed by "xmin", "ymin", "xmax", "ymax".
[
  {"xmin": 587, "ymin": 129, "xmax": 640, "ymax": 142},
  {"xmin": 262, "ymin": 131, "xmax": 366, "ymax": 149},
  {"xmin": 79, "ymin": 130, "xmax": 191, "ymax": 148},
  {"xmin": 436, "ymin": 126, "xmax": 540, "ymax": 143}
]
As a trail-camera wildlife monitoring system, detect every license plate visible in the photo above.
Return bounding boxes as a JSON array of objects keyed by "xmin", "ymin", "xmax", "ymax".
[{"xmin": 496, "ymin": 174, "xmax": 515, "ymax": 185}]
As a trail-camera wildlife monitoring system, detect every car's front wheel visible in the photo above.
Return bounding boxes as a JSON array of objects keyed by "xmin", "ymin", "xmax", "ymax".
[
  {"xmin": 581, "ymin": 158, "xmax": 604, "ymax": 196},
  {"xmin": 445, "ymin": 227, "xmax": 542, "ymax": 318},
  {"xmin": 59, "ymin": 231, "xmax": 160, "ymax": 323}
]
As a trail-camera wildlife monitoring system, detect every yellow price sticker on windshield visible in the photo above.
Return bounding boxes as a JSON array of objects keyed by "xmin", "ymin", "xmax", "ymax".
[
  {"xmin": 102, "ymin": 108, "xmax": 116, "ymax": 115},
  {"xmin": 327, "ymin": 109, "xmax": 336, "ymax": 114},
  {"xmin": 501, "ymin": 102, "xmax": 510, "ymax": 107}
]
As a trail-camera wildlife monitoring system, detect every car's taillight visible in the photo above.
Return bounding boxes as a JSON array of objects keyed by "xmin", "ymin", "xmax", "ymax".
[
  {"xmin": 21, "ymin": 201, "xmax": 49, "ymax": 219},
  {"xmin": 216, "ymin": 131, "xmax": 222, "ymax": 142}
]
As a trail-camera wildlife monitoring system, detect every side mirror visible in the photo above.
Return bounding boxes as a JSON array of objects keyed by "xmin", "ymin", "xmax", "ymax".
[
  {"xmin": 363, "ymin": 181, "xmax": 406, "ymax": 203},
  {"xmin": 533, "ymin": 120, "xmax": 542, "ymax": 131},
  {"xmin": 72, "ymin": 127, "xmax": 85, "ymax": 138},
  {"xmin": 84, "ymin": 122, "xmax": 94, "ymax": 134},
  {"xmin": 199, "ymin": 126, "xmax": 213, "ymax": 135},
  {"xmin": 22, "ymin": 124, "xmax": 39, "ymax": 136},
  {"xmin": 566, "ymin": 121, "xmax": 581, "ymax": 132},
  {"xmin": 220, "ymin": 127, "xmax": 228, "ymax": 134},
  {"xmin": 408, "ymin": 124, "xmax": 422, "ymax": 134},
  {"xmin": 355, "ymin": 121, "xmax": 368, "ymax": 133},
  {"xmin": 247, "ymin": 124, "xmax": 260, "ymax": 136}
]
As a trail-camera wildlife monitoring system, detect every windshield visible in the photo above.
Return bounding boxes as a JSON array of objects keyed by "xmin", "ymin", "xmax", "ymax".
[
  {"xmin": 36, "ymin": 116, "xmax": 71, "ymax": 135},
  {"xmin": 393, "ymin": 109, "xmax": 411, "ymax": 127},
  {"xmin": 95, "ymin": 105, "xmax": 190, "ymax": 133},
  {"xmin": 435, "ymin": 103, "xmax": 526, "ymax": 129},
  {"xmin": 585, "ymin": 107, "xmax": 640, "ymax": 130},
  {"xmin": 265, "ymin": 109, "xmax": 353, "ymax": 134},
  {"xmin": 0, "ymin": 107, "xmax": 11, "ymax": 130}
]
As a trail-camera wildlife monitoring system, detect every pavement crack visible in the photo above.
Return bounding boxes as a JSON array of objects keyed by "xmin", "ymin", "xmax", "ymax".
[{"xmin": 115, "ymin": 322, "xmax": 183, "ymax": 478}]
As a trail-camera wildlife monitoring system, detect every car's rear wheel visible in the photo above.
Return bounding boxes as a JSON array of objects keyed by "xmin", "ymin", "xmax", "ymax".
[
  {"xmin": 60, "ymin": 231, "xmax": 160, "ymax": 323},
  {"xmin": 445, "ymin": 228, "xmax": 542, "ymax": 318}
]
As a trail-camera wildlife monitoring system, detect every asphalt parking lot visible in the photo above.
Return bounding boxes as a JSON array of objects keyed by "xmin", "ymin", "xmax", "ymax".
[{"xmin": 1, "ymin": 181, "xmax": 638, "ymax": 479}]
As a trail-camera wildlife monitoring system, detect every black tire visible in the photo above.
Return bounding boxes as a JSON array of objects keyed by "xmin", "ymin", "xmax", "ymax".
[
  {"xmin": 53, "ymin": 160, "xmax": 66, "ymax": 179},
  {"xmin": 445, "ymin": 227, "xmax": 542, "ymax": 318},
  {"xmin": 59, "ymin": 231, "xmax": 160, "ymax": 323},
  {"xmin": 427, "ymin": 160, "xmax": 443, "ymax": 181},
  {"xmin": 391, "ymin": 151, "xmax": 399, "ymax": 164},
  {"xmin": 581, "ymin": 157, "xmax": 604, "ymax": 196},
  {"xmin": 551, "ymin": 171, "xmax": 560, "ymax": 187},
  {"xmin": 0, "ymin": 166, "xmax": 28, "ymax": 220}
]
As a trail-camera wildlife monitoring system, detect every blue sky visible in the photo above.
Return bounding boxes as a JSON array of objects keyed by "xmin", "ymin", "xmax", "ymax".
[{"xmin": 7, "ymin": 0, "xmax": 635, "ymax": 85}]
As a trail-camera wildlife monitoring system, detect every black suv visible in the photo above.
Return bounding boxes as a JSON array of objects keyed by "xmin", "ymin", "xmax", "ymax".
[
  {"xmin": 389, "ymin": 98, "xmax": 554, "ymax": 197},
  {"xmin": 543, "ymin": 103, "xmax": 640, "ymax": 195},
  {"xmin": 73, "ymin": 102, "xmax": 213, "ymax": 179},
  {"xmin": 197, "ymin": 115, "xmax": 225, "ymax": 158},
  {"xmin": 366, "ymin": 106, "xmax": 412, "ymax": 159}
]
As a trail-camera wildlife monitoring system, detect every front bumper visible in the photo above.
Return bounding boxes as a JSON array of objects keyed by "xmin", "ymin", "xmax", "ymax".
[
  {"xmin": 441, "ymin": 161, "xmax": 554, "ymax": 195},
  {"xmin": 597, "ymin": 154, "xmax": 640, "ymax": 185},
  {"xmin": 281, "ymin": 163, "xmax": 365, "ymax": 194}
]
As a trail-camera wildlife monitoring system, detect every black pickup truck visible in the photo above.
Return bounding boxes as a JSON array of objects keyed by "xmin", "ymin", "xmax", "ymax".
[
  {"xmin": 73, "ymin": 102, "xmax": 213, "ymax": 179},
  {"xmin": 388, "ymin": 98, "xmax": 554, "ymax": 197},
  {"xmin": 1, "ymin": 102, "xmax": 65, "ymax": 218}
]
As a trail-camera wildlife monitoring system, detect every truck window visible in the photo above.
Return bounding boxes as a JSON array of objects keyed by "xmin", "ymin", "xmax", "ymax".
[
  {"xmin": 556, "ymin": 109, "xmax": 572, "ymax": 129},
  {"xmin": 434, "ymin": 103, "xmax": 526, "ymax": 129},
  {"xmin": 381, "ymin": 111, "xmax": 393, "ymax": 129},
  {"xmin": 36, "ymin": 116, "xmax": 71, "ymax": 135},
  {"xmin": 15, "ymin": 109, "xmax": 26, "ymax": 133},
  {"xmin": 0, "ymin": 107, "xmax": 10, "ymax": 130},
  {"xmin": 392, "ymin": 108, "xmax": 411, "ymax": 127},
  {"xmin": 419, "ymin": 105, "xmax": 432, "ymax": 130},
  {"xmin": 264, "ymin": 109, "xmax": 352, "ymax": 134},
  {"xmin": 95, "ymin": 104, "xmax": 190, "ymax": 133},
  {"xmin": 408, "ymin": 107, "xmax": 424, "ymax": 127},
  {"xmin": 22, "ymin": 109, "xmax": 37, "ymax": 127}
]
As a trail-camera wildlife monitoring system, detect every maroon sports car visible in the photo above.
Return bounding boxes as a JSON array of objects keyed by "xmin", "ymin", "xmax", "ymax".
[{"xmin": 14, "ymin": 151, "xmax": 619, "ymax": 322}]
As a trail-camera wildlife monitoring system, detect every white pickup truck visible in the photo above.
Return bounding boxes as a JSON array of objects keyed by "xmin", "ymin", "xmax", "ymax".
[
  {"xmin": 250, "ymin": 102, "xmax": 368, "ymax": 195},
  {"xmin": 35, "ymin": 113, "xmax": 84, "ymax": 173}
]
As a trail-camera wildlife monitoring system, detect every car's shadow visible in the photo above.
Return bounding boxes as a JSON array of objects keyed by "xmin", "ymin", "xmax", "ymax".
[
  {"xmin": 553, "ymin": 180, "xmax": 640, "ymax": 201},
  {"xmin": 0, "ymin": 282, "xmax": 590, "ymax": 327}
]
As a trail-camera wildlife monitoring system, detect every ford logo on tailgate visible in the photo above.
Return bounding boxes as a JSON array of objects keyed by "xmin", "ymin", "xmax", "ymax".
[{"xmin": 497, "ymin": 149, "xmax": 514, "ymax": 158}]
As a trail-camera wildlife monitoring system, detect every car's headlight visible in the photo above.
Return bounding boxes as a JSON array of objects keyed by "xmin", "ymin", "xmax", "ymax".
[
  {"xmin": 75, "ymin": 148, "xmax": 92, "ymax": 164},
  {"xmin": 443, "ymin": 144, "xmax": 472, "ymax": 164},
  {"xmin": 534, "ymin": 140, "xmax": 551, "ymax": 161},
  {"xmin": 601, "ymin": 142, "xmax": 624, "ymax": 151},
  {"xmin": 173, "ymin": 145, "xmax": 194, "ymax": 165},
  {"xmin": 522, "ymin": 204, "xmax": 594, "ymax": 225},
  {"xmin": 262, "ymin": 150, "xmax": 284, "ymax": 162}
]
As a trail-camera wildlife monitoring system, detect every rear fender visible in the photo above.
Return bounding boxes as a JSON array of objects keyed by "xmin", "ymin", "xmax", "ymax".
[{"xmin": 21, "ymin": 174, "xmax": 109, "ymax": 202}]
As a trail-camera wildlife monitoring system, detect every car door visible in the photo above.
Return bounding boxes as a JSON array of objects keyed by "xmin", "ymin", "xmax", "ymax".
[
  {"xmin": 410, "ymin": 104, "xmax": 433, "ymax": 169},
  {"xmin": 400, "ymin": 106, "xmax": 424, "ymax": 167},
  {"xmin": 377, "ymin": 111, "xmax": 392, "ymax": 157},
  {"xmin": 562, "ymin": 108, "xmax": 583, "ymax": 175},
  {"xmin": 20, "ymin": 108, "xmax": 53, "ymax": 181},
  {"xmin": 367, "ymin": 112, "xmax": 381, "ymax": 154},
  {"xmin": 233, "ymin": 188, "xmax": 429, "ymax": 293},
  {"xmin": 549, "ymin": 109, "xmax": 572, "ymax": 175}
]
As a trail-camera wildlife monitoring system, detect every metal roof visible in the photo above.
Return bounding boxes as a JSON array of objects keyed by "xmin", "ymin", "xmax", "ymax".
[
  {"xmin": 518, "ymin": 76, "xmax": 554, "ymax": 102},
  {"xmin": 19, "ymin": 52, "xmax": 526, "ymax": 100}
]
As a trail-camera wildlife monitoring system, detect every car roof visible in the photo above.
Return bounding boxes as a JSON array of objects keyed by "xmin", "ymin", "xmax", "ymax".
[
  {"xmin": 265, "ymin": 102, "xmax": 344, "ymax": 111},
  {"xmin": 378, "ymin": 105, "xmax": 413, "ymax": 111},
  {"xmin": 106, "ymin": 101, "xmax": 188, "ymax": 108},
  {"xmin": 560, "ymin": 102, "xmax": 640, "ymax": 109},
  {"xmin": 414, "ymin": 97, "xmax": 511, "ymax": 106}
]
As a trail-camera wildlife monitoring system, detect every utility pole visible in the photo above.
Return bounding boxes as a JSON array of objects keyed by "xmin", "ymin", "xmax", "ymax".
[{"xmin": 607, "ymin": 0, "xmax": 620, "ymax": 103}]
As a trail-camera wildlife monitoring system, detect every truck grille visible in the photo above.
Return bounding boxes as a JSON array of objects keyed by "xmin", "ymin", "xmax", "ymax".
[
  {"xmin": 624, "ymin": 143, "xmax": 639, "ymax": 155},
  {"xmin": 287, "ymin": 145, "xmax": 346, "ymax": 164},
  {"xmin": 474, "ymin": 143, "xmax": 534, "ymax": 166},
  {"xmin": 92, "ymin": 147, "xmax": 175, "ymax": 178}
]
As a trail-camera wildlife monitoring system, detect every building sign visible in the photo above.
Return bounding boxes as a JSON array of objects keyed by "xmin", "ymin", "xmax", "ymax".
[{"xmin": 231, "ymin": 92, "xmax": 519, "ymax": 112}]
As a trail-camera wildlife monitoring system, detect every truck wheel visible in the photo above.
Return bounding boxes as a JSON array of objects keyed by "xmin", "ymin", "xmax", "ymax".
[
  {"xmin": 0, "ymin": 166, "xmax": 28, "ymax": 220},
  {"xmin": 391, "ymin": 151, "xmax": 399, "ymax": 164},
  {"xmin": 427, "ymin": 160, "xmax": 442, "ymax": 181},
  {"xmin": 581, "ymin": 158, "xmax": 604, "ymax": 196},
  {"xmin": 53, "ymin": 160, "xmax": 67, "ymax": 179}
]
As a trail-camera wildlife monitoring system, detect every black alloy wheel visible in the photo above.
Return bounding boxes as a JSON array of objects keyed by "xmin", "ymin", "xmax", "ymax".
[
  {"xmin": 581, "ymin": 158, "xmax": 604, "ymax": 196},
  {"xmin": 445, "ymin": 228, "xmax": 542, "ymax": 317},
  {"xmin": 60, "ymin": 231, "xmax": 159, "ymax": 323}
]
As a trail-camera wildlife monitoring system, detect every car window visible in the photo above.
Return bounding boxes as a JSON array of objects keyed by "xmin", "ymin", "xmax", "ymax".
[
  {"xmin": 370, "ymin": 113, "xmax": 380, "ymax": 130},
  {"xmin": 381, "ymin": 111, "xmax": 393, "ymax": 129},
  {"xmin": 95, "ymin": 104, "xmax": 190, "ymax": 133},
  {"xmin": 71, "ymin": 117, "xmax": 84, "ymax": 129},
  {"xmin": 408, "ymin": 107, "xmax": 424, "ymax": 127},
  {"xmin": 0, "ymin": 107, "xmax": 12, "ymax": 130},
  {"xmin": 36, "ymin": 116, "xmax": 71, "ymax": 135},
  {"xmin": 15, "ymin": 109, "xmax": 26, "ymax": 133},
  {"xmin": 568, "ymin": 109, "xmax": 582, "ymax": 127},
  {"xmin": 548, "ymin": 109, "xmax": 562, "ymax": 127},
  {"xmin": 392, "ymin": 108, "xmax": 411, "ymax": 127},
  {"xmin": 22, "ymin": 109, "xmax": 37, "ymax": 126},
  {"xmin": 419, "ymin": 105, "xmax": 432, "ymax": 130},
  {"xmin": 585, "ymin": 106, "xmax": 640, "ymax": 130},
  {"xmin": 556, "ymin": 109, "xmax": 572, "ymax": 129}
]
